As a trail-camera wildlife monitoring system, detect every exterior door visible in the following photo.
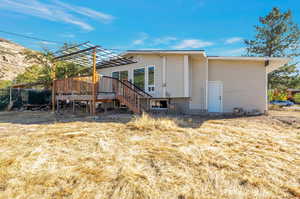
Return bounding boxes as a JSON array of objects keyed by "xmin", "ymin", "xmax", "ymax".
[{"xmin": 208, "ymin": 81, "xmax": 223, "ymax": 112}]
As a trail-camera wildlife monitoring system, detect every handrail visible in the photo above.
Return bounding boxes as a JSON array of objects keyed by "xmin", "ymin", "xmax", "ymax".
[
  {"xmin": 102, "ymin": 76, "xmax": 152, "ymax": 98},
  {"xmin": 123, "ymin": 80, "xmax": 152, "ymax": 98},
  {"xmin": 102, "ymin": 76, "xmax": 143, "ymax": 97}
]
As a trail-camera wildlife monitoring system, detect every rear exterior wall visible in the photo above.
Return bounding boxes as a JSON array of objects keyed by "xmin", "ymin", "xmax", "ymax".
[{"xmin": 208, "ymin": 59, "xmax": 267, "ymax": 113}]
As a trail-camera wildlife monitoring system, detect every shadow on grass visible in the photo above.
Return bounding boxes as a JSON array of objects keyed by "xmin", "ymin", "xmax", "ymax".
[{"xmin": 0, "ymin": 110, "xmax": 256, "ymax": 129}]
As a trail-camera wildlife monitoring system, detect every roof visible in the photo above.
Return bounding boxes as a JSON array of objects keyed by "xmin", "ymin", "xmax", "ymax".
[{"xmin": 124, "ymin": 51, "xmax": 289, "ymax": 62}]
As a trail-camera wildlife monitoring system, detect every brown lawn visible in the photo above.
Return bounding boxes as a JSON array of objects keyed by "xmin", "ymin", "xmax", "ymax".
[{"xmin": 0, "ymin": 111, "xmax": 299, "ymax": 199}]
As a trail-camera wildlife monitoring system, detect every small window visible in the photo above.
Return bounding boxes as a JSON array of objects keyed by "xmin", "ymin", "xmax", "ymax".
[
  {"xmin": 112, "ymin": 71, "xmax": 120, "ymax": 79},
  {"xmin": 112, "ymin": 70, "xmax": 128, "ymax": 81},
  {"xmin": 151, "ymin": 100, "xmax": 168, "ymax": 109},
  {"xmin": 148, "ymin": 66, "xmax": 155, "ymax": 93},
  {"xmin": 120, "ymin": 71, "xmax": 128, "ymax": 81}
]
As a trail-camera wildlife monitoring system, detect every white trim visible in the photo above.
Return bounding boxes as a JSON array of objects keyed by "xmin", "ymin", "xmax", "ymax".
[
  {"xmin": 189, "ymin": 58, "xmax": 192, "ymax": 107},
  {"xmin": 162, "ymin": 56, "xmax": 166, "ymax": 98},
  {"xmin": 205, "ymin": 57, "xmax": 209, "ymax": 111},
  {"xmin": 124, "ymin": 51, "xmax": 205, "ymax": 56},
  {"xmin": 183, "ymin": 55, "xmax": 189, "ymax": 97},
  {"xmin": 208, "ymin": 56, "xmax": 290, "ymax": 62}
]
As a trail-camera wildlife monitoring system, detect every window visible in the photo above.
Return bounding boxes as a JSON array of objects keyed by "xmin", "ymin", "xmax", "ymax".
[
  {"xmin": 134, "ymin": 68, "xmax": 145, "ymax": 90},
  {"xmin": 120, "ymin": 71, "xmax": 128, "ymax": 81},
  {"xmin": 151, "ymin": 100, "xmax": 168, "ymax": 109},
  {"xmin": 112, "ymin": 70, "xmax": 128, "ymax": 80},
  {"xmin": 112, "ymin": 71, "xmax": 119, "ymax": 79},
  {"xmin": 148, "ymin": 66, "xmax": 155, "ymax": 93}
]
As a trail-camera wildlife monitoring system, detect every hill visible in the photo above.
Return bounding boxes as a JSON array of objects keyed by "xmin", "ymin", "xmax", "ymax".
[{"xmin": 0, "ymin": 38, "xmax": 34, "ymax": 81}]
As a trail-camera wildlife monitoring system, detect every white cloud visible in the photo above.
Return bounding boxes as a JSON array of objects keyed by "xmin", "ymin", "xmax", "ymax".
[
  {"xmin": 36, "ymin": 41, "xmax": 56, "ymax": 45},
  {"xmin": 153, "ymin": 36, "xmax": 177, "ymax": 45},
  {"xmin": 173, "ymin": 39, "xmax": 213, "ymax": 49},
  {"xmin": 53, "ymin": 0, "xmax": 114, "ymax": 23},
  {"xmin": 225, "ymin": 37, "xmax": 243, "ymax": 44},
  {"xmin": 0, "ymin": 0, "xmax": 114, "ymax": 31},
  {"xmin": 132, "ymin": 33, "xmax": 149, "ymax": 45}
]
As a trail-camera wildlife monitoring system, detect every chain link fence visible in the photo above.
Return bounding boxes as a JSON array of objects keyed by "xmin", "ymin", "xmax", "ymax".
[{"xmin": 0, "ymin": 88, "xmax": 51, "ymax": 111}]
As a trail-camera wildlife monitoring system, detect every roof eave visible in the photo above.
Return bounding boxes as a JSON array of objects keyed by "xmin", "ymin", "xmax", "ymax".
[{"xmin": 123, "ymin": 50, "xmax": 206, "ymax": 56}]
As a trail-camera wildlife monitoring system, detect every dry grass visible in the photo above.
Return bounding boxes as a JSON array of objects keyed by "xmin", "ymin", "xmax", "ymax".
[{"xmin": 0, "ymin": 112, "xmax": 299, "ymax": 199}]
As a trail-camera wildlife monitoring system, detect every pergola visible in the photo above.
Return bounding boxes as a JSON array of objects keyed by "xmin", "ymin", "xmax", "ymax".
[{"xmin": 52, "ymin": 42, "xmax": 137, "ymax": 115}]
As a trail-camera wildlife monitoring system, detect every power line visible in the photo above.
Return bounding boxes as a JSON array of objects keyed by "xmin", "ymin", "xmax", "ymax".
[
  {"xmin": 0, "ymin": 30, "xmax": 63, "ymax": 44},
  {"xmin": 0, "ymin": 29, "xmax": 127, "ymax": 52}
]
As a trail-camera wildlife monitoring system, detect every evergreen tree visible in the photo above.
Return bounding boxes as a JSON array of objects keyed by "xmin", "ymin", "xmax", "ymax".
[{"xmin": 245, "ymin": 7, "xmax": 300, "ymax": 89}]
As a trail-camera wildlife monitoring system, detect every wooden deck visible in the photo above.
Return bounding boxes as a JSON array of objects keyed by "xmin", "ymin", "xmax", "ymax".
[{"xmin": 53, "ymin": 76, "xmax": 152, "ymax": 114}]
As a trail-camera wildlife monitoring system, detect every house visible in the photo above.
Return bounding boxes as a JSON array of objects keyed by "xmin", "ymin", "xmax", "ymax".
[{"xmin": 97, "ymin": 50, "xmax": 289, "ymax": 114}]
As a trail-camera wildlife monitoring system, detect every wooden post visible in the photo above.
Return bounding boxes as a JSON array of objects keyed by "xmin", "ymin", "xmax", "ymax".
[
  {"xmin": 9, "ymin": 87, "xmax": 12, "ymax": 105},
  {"xmin": 73, "ymin": 99, "xmax": 75, "ymax": 113},
  {"xmin": 92, "ymin": 48, "xmax": 97, "ymax": 116},
  {"xmin": 52, "ymin": 62, "xmax": 57, "ymax": 113}
]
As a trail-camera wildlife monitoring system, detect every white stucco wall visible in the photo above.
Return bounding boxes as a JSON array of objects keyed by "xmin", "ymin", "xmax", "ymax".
[
  {"xmin": 208, "ymin": 59, "xmax": 267, "ymax": 113},
  {"xmin": 97, "ymin": 53, "xmax": 268, "ymax": 113}
]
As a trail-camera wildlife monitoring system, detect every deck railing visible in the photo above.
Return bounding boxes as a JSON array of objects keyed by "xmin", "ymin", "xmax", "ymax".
[
  {"xmin": 54, "ymin": 76, "xmax": 94, "ymax": 95},
  {"xmin": 54, "ymin": 75, "xmax": 152, "ymax": 114},
  {"xmin": 101, "ymin": 76, "xmax": 151, "ymax": 113}
]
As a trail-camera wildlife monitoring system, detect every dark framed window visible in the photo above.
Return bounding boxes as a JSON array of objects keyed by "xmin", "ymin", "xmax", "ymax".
[
  {"xmin": 112, "ymin": 70, "xmax": 128, "ymax": 81},
  {"xmin": 112, "ymin": 71, "xmax": 120, "ymax": 79}
]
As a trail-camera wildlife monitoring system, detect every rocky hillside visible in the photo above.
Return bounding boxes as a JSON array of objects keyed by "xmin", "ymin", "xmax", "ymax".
[{"xmin": 0, "ymin": 38, "xmax": 34, "ymax": 81}]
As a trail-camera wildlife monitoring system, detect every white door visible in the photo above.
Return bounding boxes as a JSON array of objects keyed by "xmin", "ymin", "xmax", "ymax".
[{"xmin": 208, "ymin": 81, "xmax": 223, "ymax": 112}]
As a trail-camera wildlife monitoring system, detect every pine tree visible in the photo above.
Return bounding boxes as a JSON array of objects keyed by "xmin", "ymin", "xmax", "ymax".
[{"xmin": 245, "ymin": 7, "xmax": 300, "ymax": 89}]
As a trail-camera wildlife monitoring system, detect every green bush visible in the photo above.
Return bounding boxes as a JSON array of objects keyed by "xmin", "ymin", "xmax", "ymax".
[
  {"xmin": 0, "ymin": 80, "xmax": 12, "ymax": 89},
  {"xmin": 268, "ymin": 89, "xmax": 288, "ymax": 101}
]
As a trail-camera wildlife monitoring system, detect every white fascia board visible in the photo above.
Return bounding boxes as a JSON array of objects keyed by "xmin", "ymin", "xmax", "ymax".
[
  {"xmin": 123, "ymin": 51, "xmax": 206, "ymax": 56},
  {"xmin": 208, "ymin": 56, "xmax": 290, "ymax": 62}
]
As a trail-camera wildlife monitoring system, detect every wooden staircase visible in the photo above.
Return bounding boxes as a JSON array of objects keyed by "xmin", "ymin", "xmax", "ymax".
[
  {"xmin": 104, "ymin": 76, "xmax": 152, "ymax": 114},
  {"xmin": 54, "ymin": 75, "xmax": 152, "ymax": 114}
]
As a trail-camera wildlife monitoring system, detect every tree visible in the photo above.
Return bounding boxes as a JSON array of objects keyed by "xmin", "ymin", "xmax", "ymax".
[
  {"xmin": 15, "ymin": 45, "xmax": 90, "ymax": 88},
  {"xmin": 244, "ymin": 7, "xmax": 300, "ymax": 89},
  {"xmin": 0, "ymin": 80, "xmax": 12, "ymax": 89}
]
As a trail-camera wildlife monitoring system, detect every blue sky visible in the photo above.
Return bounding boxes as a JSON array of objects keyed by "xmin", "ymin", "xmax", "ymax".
[{"xmin": 0, "ymin": 0, "xmax": 299, "ymax": 56}]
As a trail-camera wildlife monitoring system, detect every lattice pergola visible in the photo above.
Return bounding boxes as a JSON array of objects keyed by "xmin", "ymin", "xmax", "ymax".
[{"xmin": 53, "ymin": 41, "xmax": 136, "ymax": 69}]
